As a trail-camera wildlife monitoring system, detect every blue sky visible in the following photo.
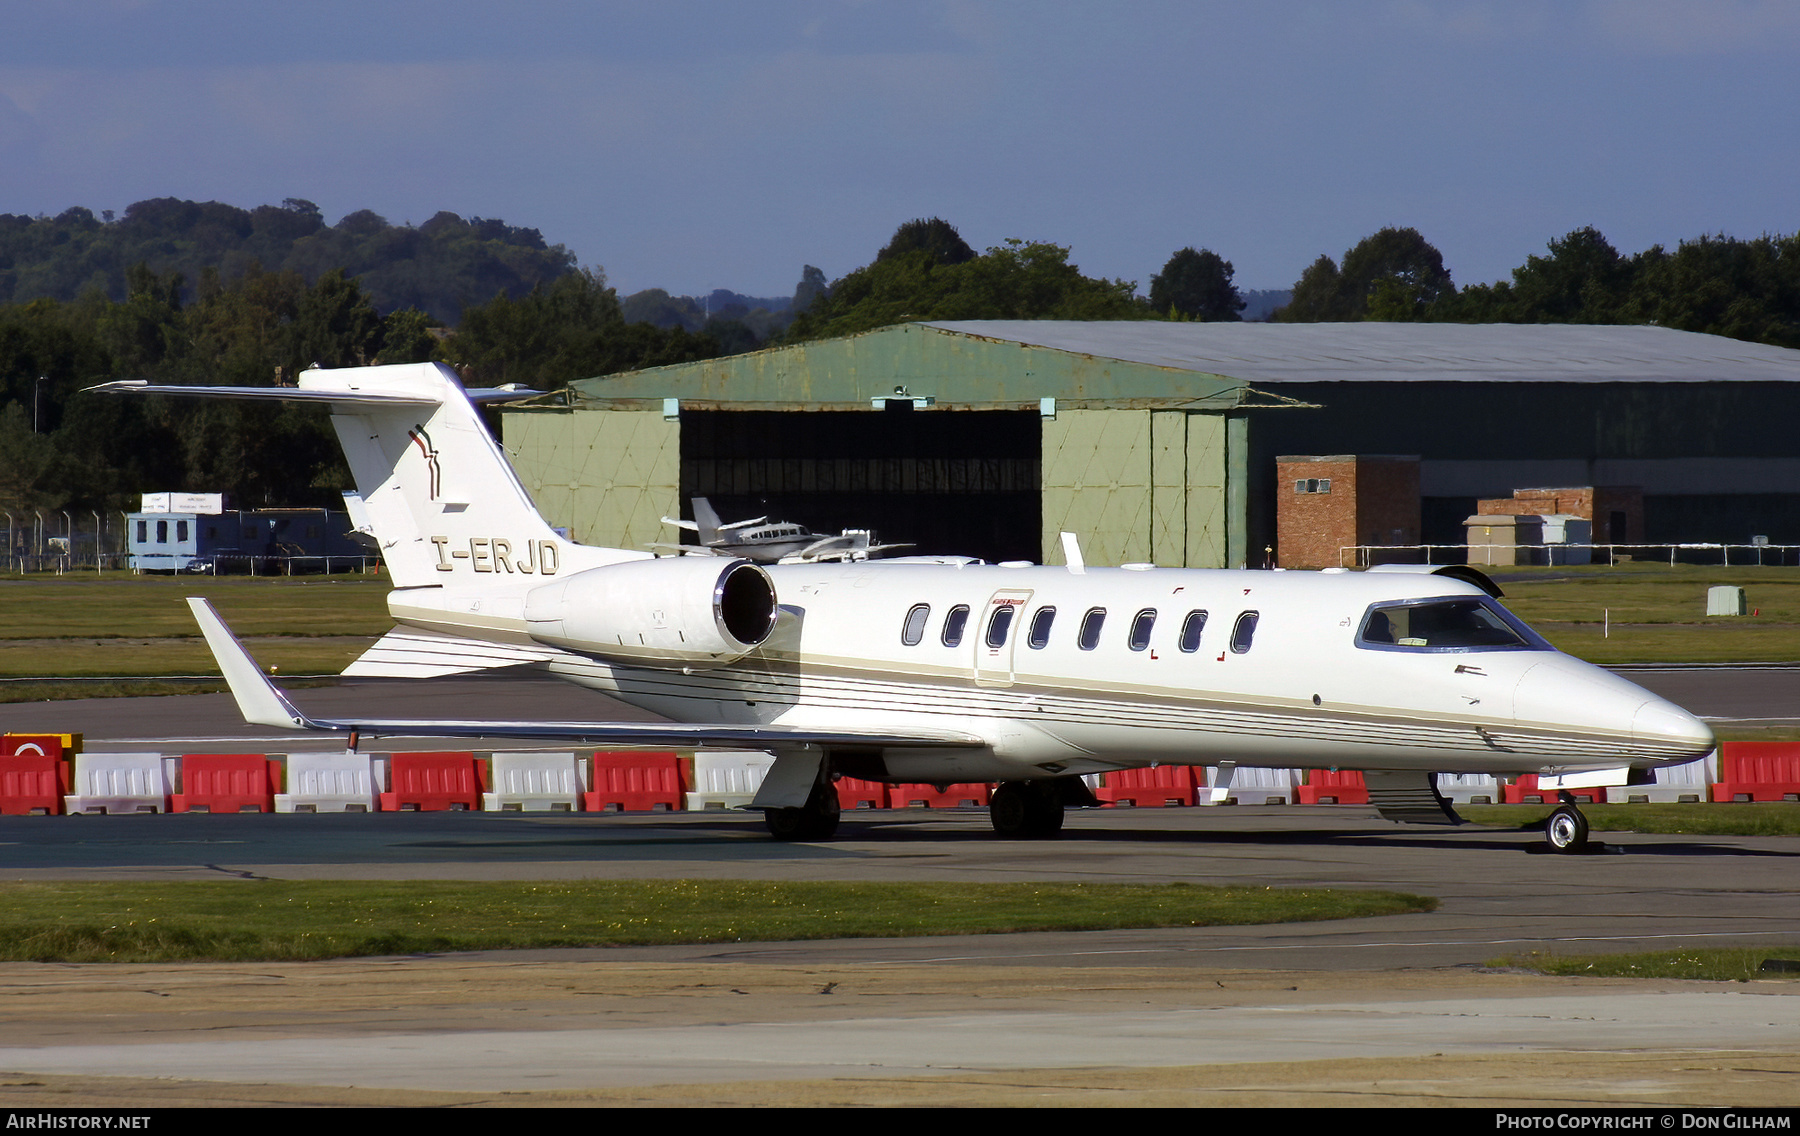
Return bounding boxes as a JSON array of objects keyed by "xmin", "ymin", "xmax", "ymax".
[{"xmin": 2, "ymin": 0, "xmax": 1796, "ymax": 299}]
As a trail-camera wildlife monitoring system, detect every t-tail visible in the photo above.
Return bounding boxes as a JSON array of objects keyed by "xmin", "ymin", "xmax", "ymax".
[
  {"xmin": 92, "ymin": 362, "xmax": 645, "ymax": 587},
  {"xmin": 89, "ymin": 363, "xmax": 781, "ymax": 674}
]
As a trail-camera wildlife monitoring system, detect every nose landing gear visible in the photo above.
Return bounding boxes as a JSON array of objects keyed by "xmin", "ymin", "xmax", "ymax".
[{"xmin": 1544, "ymin": 796, "xmax": 1590, "ymax": 854}]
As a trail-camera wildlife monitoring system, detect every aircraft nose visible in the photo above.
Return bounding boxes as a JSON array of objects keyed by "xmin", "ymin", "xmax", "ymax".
[
  {"xmin": 1633, "ymin": 697, "xmax": 1715, "ymax": 759},
  {"xmin": 1513, "ymin": 656, "xmax": 1652, "ymax": 736},
  {"xmin": 1514, "ymin": 656, "xmax": 1715, "ymax": 763}
]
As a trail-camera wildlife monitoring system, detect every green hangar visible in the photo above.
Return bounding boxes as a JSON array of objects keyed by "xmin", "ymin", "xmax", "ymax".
[{"xmin": 499, "ymin": 321, "xmax": 1800, "ymax": 568}]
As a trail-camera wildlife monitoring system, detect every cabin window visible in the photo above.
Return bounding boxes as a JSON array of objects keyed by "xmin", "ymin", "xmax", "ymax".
[
  {"xmin": 1078, "ymin": 608, "xmax": 1106, "ymax": 651},
  {"xmin": 1230, "ymin": 611, "xmax": 1259, "ymax": 654},
  {"xmin": 901, "ymin": 603, "xmax": 930, "ymax": 646},
  {"xmin": 1027, "ymin": 606, "xmax": 1056, "ymax": 649},
  {"xmin": 176, "ymin": 521, "xmax": 188, "ymax": 543},
  {"xmin": 1128, "ymin": 609, "xmax": 1157, "ymax": 651},
  {"xmin": 986, "ymin": 604, "xmax": 1017, "ymax": 647},
  {"xmin": 156, "ymin": 520, "xmax": 168, "ymax": 544},
  {"xmin": 1357, "ymin": 597, "xmax": 1547, "ymax": 652},
  {"xmin": 135, "ymin": 521, "xmax": 147, "ymax": 544},
  {"xmin": 942, "ymin": 605, "xmax": 970, "ymax": 647},
  {"xmin": 1178, "ymin": 610, "xmax": 1208, "ymax": 652}
]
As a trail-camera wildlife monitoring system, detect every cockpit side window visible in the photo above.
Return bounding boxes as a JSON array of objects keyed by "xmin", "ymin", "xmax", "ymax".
[{"xmin": 1356, "ymin": 597, "xmax": 1550, "ymax": 652}]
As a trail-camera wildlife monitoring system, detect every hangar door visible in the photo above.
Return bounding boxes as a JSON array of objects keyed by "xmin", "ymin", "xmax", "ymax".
[{"xmin": 680, "ymin": 408, "xmax": 1040, "ymax": 564}]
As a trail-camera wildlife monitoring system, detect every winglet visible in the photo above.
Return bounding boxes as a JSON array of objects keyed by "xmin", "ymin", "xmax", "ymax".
[{"xmin": 186, "ymin": 597, "xmax": 318, "ymax": 730}]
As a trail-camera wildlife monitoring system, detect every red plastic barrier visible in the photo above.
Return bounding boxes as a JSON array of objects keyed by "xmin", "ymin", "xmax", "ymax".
[
  {"xmin": 835, "ymin": 776, "xmax": 887, "ymax": 810},
  {"xmin": 1297, "ymin": 769, "xmax": 1369, "ymax": 805},
  {"xmin": 381, "ymin": 752, "xmax": 481, "ymax": 811},
  {"xmin": 1502, "ymin": 774, "xmax": 1605, "ymax": 805},
  {"xmin": 888, "ymin": 782, "xmax": 991, "ymax": 809},
  {"xmin": 2, "ymin": 734, "xmax": 69, "ymax": 760},
  {"xmin": 584, "ymin": 752, "xmax": 682, "ymax": 812},
  {"xmin": 0, "ymin": 753, "xmax": 68, "ymax": 815},
  {"xmin": 1713, "ymin": 742, "xmax": 1800, "ymax": 802},
  {"xmin": 1095, "ymin": 765, "xmax": 1198, "ymax": 807},
  {"xmin": 173, "ymin": 754, "xmax": 279, "ymax": 814}
]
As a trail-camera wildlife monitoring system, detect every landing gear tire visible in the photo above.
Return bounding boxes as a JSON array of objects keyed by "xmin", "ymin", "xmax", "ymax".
[
  {"xmin": 990, "ymin": 781, "xmax": 1065, "ymax": 839},
  {"xmin": 1545, "ymin": 804, "xmax": 1589, "ymax": 854},
  {"xmin": 765, "ymin": 776, "xmax": 841, "ymax": 841}
]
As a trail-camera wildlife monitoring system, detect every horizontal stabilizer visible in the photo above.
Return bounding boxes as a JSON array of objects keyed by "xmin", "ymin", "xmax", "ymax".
[
  {"xmin": 88, "ymin": 379, "xmax": 438, "ymax": 408},
  {"xmin": 344, "ymin": 627, "xmax": 570, "ymax": 678},
  {"xmin": 87, "ymin": 379, "xmax": 541, "ymax": 409}
]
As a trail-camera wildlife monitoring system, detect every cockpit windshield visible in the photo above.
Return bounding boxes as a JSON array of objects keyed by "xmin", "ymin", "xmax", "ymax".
[{"xmin": 1356, "ymin": 597, "xmax": 1551, "ymax": 653}]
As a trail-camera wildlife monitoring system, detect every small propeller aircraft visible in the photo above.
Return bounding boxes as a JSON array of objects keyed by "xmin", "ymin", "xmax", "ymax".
[
  {"xmin": 653, "ymin": 498, "xmax": 911, "ymax": 563},
  {"xmin": 92, "ymin": 363, "xmax": 1714, "ymax": 852}
]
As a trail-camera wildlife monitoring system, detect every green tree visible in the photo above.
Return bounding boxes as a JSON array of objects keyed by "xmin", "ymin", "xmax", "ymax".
[
  {"xmin": 791, "ymin": 265, "xmax": 828, "ymax": 315},
  {"xmin": 786, "ymin": 229, "xmax": 1147, "ymax": 343},
  {"xmin": 447, "ymin": 270, "xmax": 719, "ymax": 387},
  {"xmin": 1277, "ymin": 228, "xmax": 1453, "ymax": 321},
  {"xmin": 877, "ymin": 218, "xmax": 977, "ymax": 266},
  {"xmin": 378, "ymin": 308, "xmax": 441, "ymax": 364},
  {"xmin": 1149, "ymin": 247, "xmax": 1244, "ymax": 321}
]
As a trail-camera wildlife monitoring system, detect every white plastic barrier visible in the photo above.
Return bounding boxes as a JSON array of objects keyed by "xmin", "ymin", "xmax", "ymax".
[
  {"xmin": 685, "ymin": 750, "xmax": 775, "ymax": 810},
  {"xmin": 1435, "ymin": 772, "xmax": 1502, "ymax": 805},
  {"xmin": 275, "ymin": 753, "xmax": 378, "ymax": 813},
  {"xmin": 1203, "ymin": 765, "xmax": 1298, "ymax": 805},
  {"xmin": 483, "ymin": 752, "xmax": 583, "ymax": 812},
  {"xmin": 1616, "ymin": 750, "xmax": 1717, "ymax": 804},
  {"xmin": 64, "ymin": 753, "xmax": 173, "ymax": 814}
]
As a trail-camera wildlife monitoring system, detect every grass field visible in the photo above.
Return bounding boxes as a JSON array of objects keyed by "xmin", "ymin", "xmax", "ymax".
[
  {"xmin": 1494, "ymin": 562, "xmax": 1800, "ymax": 663},
  {"xmin": 1497, "ymin": 948, "xmax": 1800, "ymax": 982},
  {"xmin": 0, "ymin": 572, "xmax": 390, "ymax": 700},
  {"xmin": 0, "ymin": 879, "xmax": 1436, "ymax": 963},
  {"xmin": 1461, "ymin": 803, "xmax": 1800, "ymax": 837}
]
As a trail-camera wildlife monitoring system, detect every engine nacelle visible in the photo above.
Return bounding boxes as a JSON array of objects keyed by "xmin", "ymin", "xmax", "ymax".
[{"xmin": 522, "ymin": 556, "xmax": 777, "ymax": 668}]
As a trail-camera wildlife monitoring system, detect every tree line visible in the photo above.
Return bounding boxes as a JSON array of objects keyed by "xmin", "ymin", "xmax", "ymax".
[
  {"xmin": 1273, "ymin": 225, "xmax": 1800, "ymax": 348},
  {"xmin": 0, "ymin": 261, "xmax": 726, "ymax": 516},
  {"xmin": 5, "ymin": 199, "xmax": 1796, "ymax": 520}
]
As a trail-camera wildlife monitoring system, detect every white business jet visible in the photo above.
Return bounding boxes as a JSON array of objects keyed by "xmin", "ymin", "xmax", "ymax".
[{"xmin": 92, "ymin": 363, "xmax": 1714, "ymax": 852}]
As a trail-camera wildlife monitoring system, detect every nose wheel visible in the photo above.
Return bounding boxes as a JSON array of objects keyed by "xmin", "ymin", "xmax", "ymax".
[{"xmin": 1544, "ymin": 802, "xmax": 1590, "ymax": 853}]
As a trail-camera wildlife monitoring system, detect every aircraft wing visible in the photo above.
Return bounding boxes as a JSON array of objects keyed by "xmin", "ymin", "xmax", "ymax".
[{"xmin": 188, "ymin": 598, "xmax": 985, "ymax": 750}]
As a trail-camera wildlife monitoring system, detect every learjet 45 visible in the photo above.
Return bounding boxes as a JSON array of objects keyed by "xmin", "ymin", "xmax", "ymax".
[{"xmin": 91, "ymin": 363, "xmax": 1714, "ymax": 851}]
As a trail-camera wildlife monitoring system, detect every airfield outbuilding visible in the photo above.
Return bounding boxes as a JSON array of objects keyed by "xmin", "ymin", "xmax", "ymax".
[{"xmin": 499, "ymin": 321, "xmax": 1800, "ymax": 568}]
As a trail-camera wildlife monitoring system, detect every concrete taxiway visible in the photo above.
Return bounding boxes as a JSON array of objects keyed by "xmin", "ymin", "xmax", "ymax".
[{"xmin": 1, "ymin": 676, "xmax": 1797, "ymax": 1106}]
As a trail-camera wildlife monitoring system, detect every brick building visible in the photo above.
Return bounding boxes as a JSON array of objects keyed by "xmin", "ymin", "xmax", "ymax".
[
  {"xmin": 1474, "ymin": 486, "xmax": 1644, "ymax": 545},
  {"xmin": 1275, "ymin": 455, "xmax": 1421, "ymax": 569}
]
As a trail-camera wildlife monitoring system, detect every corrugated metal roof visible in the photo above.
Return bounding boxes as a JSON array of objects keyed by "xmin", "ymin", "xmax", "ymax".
[{"xmin": 923, "ymin": 321, "xmax": 1800, "ymax": 383}]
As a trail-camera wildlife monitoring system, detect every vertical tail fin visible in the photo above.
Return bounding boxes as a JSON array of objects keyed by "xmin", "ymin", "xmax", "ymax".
[
  {"xmin": 89, "ymin": 363, "xmax": 646, "ymax": 587},
  {"xmin": 309, "ymin": 363, "xmax": 644, "ymax": 586},
  {"xmin": 692, "ymin": 497, "xmax": 724, "ymax": 547}
]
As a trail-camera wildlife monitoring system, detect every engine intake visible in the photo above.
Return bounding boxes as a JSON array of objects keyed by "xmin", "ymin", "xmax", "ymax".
[{"xmin": 523, "ymin": 556, "xmax": 777, "ymax": 667}]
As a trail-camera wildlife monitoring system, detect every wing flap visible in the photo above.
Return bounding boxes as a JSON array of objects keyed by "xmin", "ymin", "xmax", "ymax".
[{"xmin": 344, "ymin": 627, "xmax": 569, "ymax": 678}]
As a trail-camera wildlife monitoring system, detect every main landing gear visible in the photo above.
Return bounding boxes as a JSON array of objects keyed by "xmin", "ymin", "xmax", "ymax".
[
  {"xmin": 763, "ymin": 773, "xmax": 841, "ymax": 841},
  {"xmin": 1544, "ymin": 796, "xmax": 1591, "ymax": 854},
  {"xmin": 989, "ymin": 778, "xmax": 1095, "ymax": 839}
]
